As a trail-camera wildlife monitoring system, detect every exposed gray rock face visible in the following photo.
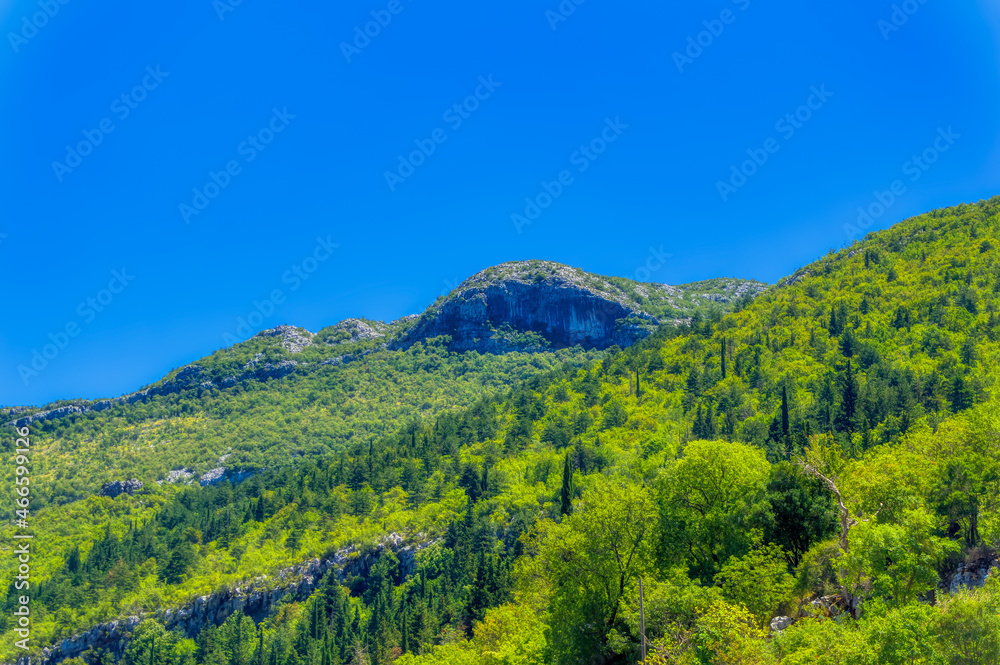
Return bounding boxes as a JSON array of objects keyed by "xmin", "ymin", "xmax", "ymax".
[
  {"xmin": 8, "ymin": 262, "xmax": 767, "ymax": 429},
  {"xmin": 9, "ymin": 364, "xmax": 212, "ymax": 428},
  {"xmin": 326, "ymin": 319, "xmax": 388, "ymax": 344},
  {"xmin": 99, "ymin": 479, "xmax": 143, "ymax": 498},
  {"xmin": 254, "ymin": 325, "xmax": 314, "ymax": 353},
  {"xmin": 162, "ymin": 468, "xmax": 195, "ymax": 485},
  {"xmin": 394, "ymin": 263, "xmax": 660, "ymax": 353},
  {"xmin": 799, "ymin": 594, "xmax": 846, "ymax": 619},
  {"xmin": 238, "ymin": 353, "xmax": 300, "ymax": 384},
  {"xmin": 197, "ymin": 468, "xmax": 255, "ymax": 487},
  {"xmin": 23, "ymin": 536, "xmax": 433, "ymax": 665},
  {"xmin": 8, "ymin": 358, "xmax": 301, "ymax": 430},
  {"xmin": 199, "ymin": 468, "xmax": 225, "ymax": 485},
  {"xmin": 770, "ymin": 616, "xmax": 794, "ymax": 633},
  {"xmin": 948, "ymin": 554, "xmax": 997, "ymax": 594}
]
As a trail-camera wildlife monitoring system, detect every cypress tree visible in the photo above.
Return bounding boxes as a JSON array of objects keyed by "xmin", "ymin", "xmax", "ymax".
[
  {"xmin": 693, "ymin": 404, "xmax": 706, "ymax": 439},
  {"xmin": 951, "ymin": 374, "xmax": 973, "ymax": 411},
  {"xmin": 236, "ymin": 614, "xmax": 245, "ymax": 665},
  {"xmin": 837, "ymin": 361, "xmax": 859, "ymax": 433},
  {"xmin": 721, "ymin": 338, "xmax": 727, "ymax": 379},
  {"xmin": 560, "ymin": 454, "xmax": 573, "ymax": 516},
  {"xmin": 313, "ymin": 597, "xmax": 319, "ymax": 640},
  {"xmin": 781, "ymin": 386, "xmax": 790, "ymax": 438},
  {"xmin": 401, "ymin": 611, "xmax": 410, "ymax": 654},
  {"xmin": 635, "ymin": 368, "xmax": 641, "ymax": 399}
]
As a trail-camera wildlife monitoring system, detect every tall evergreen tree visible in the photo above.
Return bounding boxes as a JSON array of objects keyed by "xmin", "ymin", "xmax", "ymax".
[
  {"xmin": 781, "ymin": 385, "xmax": 790, "ymax": 439},
  {"xmin": 560, "ymin": 454, "xmax": 573, "ymax": 516},
  {"xmin": 721, "ymin": 338, "xmax": 727, "ymax": 379},
  {"xmin": 836, "ymin": 361, "xmax": 859, "ymax": 433},
  {"xmin": 693, "ymin": 403, "xmax": 706, "ymax": 439},
  {"xmin": 829, "ymin": 305, "xmax": 841, "ymax": 335},
  {"xmin": 400, "ymin": 610, "xmax": 410, "ymax": 654},
  {"xmin": 951, "ymin": 374, "xmax": 973, "ymax": 411},
  {"xmin": 706, "ymin": 403, "xmax": 717, "ymax": 439},
  {"xmin": 480, "ymin": 463, "xmax": 490, "ymax": 500}
]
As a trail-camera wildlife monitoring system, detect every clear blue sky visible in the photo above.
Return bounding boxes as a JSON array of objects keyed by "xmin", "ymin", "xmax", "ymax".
[{"xmin": 1, "ymin": 0, "xmax": 999, "ymax": 406}]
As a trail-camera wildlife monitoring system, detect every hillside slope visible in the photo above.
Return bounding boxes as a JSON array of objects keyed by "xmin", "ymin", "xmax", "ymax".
[
  {"xmin": 1, "ymin": 265, "xmax": 762, "ymax": 510},
  {"xmin": 5, "ymin": 198, "xmax": 1000, "ymax": 665}
]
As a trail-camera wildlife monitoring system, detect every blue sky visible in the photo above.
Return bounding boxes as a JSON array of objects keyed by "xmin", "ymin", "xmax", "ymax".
[{"xmin": 1, "ymin": 0, "xmax": 998, "ymax": 406}]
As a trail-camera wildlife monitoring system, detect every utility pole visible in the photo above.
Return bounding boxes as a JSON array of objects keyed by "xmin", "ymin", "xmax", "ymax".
[{"xmin": 639, "ymin": 577, "xmax": 646, "ymax": 663}]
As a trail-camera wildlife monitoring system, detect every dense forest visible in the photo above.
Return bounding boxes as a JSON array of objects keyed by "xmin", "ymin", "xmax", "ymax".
[{"xmin": 4, "ymin": 197, "xmax": 1000, "ymax": 664}]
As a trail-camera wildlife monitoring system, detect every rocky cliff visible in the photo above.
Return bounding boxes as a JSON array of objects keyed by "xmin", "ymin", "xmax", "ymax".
[
  {"xmin": 5, "ymin": 263, "xmax": 766, "ymax": 428},
  {"xmin": 393, "ymin": 261, "xmax": 766, "ymax": 353},
  {"xmin": 19, "ymin": 535, "xmax": 431, "ymax": 665}
]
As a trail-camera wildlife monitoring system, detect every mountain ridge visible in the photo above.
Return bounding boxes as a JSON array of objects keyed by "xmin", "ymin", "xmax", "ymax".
[
  {"xmin": 4, "ymin": 197, "xmax": 1000, "ymax": 665},
  {"xmin": 4, "ymin": 262, "xmax": 767, "ymax": 425}
]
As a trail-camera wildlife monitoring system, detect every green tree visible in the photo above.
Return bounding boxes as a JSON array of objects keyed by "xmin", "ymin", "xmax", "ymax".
[
  {"xmin": 780, "ymin": 386, "xmax": 790, "ymax": 440},
  {"xmin": 836, "ymin": 361, "xmax": 858, "ymax": 433},
  {"xmin": 559, "ymin": 454, "xmax": 573, "ymax": 516},
  {"xmin": 935, "ymin": 576, "xmax": 1000, "ymax": 664},
  {"xmin": 861, "ymin": 602, "xmax": 943, "ymax": 665},
  {"xmin": 842, "ymin": 508, "xmax": 957, "ymax": 608},
  {"xmin": 716, "ymin": 543, "xmax": 794, "ymax": 627},
  {"xmin": 161, "ymin": 541, "xmax": 197, "ymax": 584},
  {"xmin": 219, "ymin": 612, "xmax": 257, "ymax": 665},
  {"xmin": 540, "ymin": 478, "xmax": 655, "ymax": 663},
  {"xmin": 657, "ymin": 439, "xmax": 771, "ymax": 579},
  {"xmin": 759, "ymin": 462, "xmax": 838, "ymax": 567}
]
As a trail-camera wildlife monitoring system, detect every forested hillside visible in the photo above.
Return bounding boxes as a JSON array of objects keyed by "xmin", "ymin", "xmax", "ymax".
[
  {"xmin": 3, "ymin": 267, "xmax": 754, "ymax": 510},
  {"xmin": 5, "ymin": 197, "xmax": 1000, "ymax": 665}
]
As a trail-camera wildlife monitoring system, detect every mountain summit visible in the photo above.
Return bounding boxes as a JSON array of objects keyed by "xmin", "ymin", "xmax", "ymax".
[
  {"xmin": 6, "ymin": 261, "xmax": 765, "ymax": 427},
  {"xmin": 6, "ymin": 198, "xmax": 1000, "ymax": 665},
  {"xmin": 395, "ymin": 260, "xmax": 767, "ymax": 353}
]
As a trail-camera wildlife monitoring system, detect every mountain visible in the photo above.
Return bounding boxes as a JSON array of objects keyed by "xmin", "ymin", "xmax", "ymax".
[
  {"xmin": 4, "ymin": 199, "xmax": 1000, "ymax": 665},
  {"xmin": 395, "ymin": 260, "xmax": 766, "ymax": 353},
  {"xmin": 0, "ymin": 264, "xmax": 763, "ymax": 513},
  {"xmin": 5, "ymin": 264, "xmax": 763, "ymax": 430}
]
